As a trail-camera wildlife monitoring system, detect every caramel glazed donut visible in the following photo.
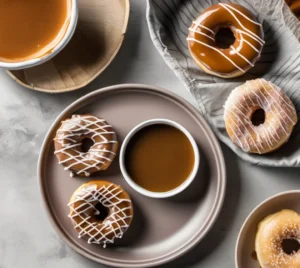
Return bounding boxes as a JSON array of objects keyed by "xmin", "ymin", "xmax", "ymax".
[
  {"xmin": 255, "ymin": 210, "xmax": 300, "ymax": 268},
  {"xmin": 224, "ymin": 79, "xmax": 297, "ymax": 154},
  {"xmin": 54, "ymin": 114, "xmax": 119, "ymax": 177},
  {"xmin": 187, "ymin": 3, "xmax": 264, "ymax": 78},
  {"xmin": 68, "ymin": 181, "xmax": 133, "ymax": 247},
  {"xmin": 286, "ymin": 0, "xmax": 300, "ymax": 19}
]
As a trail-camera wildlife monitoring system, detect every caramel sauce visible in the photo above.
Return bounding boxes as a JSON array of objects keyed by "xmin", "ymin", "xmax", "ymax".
[
  {"xmin": 286, "ymin": 0, "xmax": 300, "ymax": 19},
  {"xmin": 125, "ymin": 124, "xmax": 195, "ymax": 193},
  {"xmin": 0, "ymin": 0, "xmax": 70, "ymax": 62}
]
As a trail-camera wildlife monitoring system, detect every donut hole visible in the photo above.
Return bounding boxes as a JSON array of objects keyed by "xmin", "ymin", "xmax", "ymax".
[
  {"xmin": 215, "ymin": 27, "xmax": 235, "ymax": 49},
  {"xmin": 282, "ymin": 238, "xmax": 300, "ymax": 255},
  {"xmin": 81, "ymin": 138, "xmax": 94, "ymax": 153},
  {"xmin": 94, "ymin": 203, "xmax": 109, "ymax": 221},
  {"xmin": 251, "ymin": 109, "xmax": 265, "ymax": 126}
]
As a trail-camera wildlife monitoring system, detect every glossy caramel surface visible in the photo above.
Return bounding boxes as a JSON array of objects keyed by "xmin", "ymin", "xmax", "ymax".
[
  {"xmin": 188, "ymin": 3, "xmax": 264, "ymax": 76},
  {"xmin": 0, "ymin": 0, "xmax": 69, "ymax": 62},
  {"xmin": 125, "ymin": 124, "xmax": 195, "ymax": 193},
  {"xmin": 286, "ymin": 0, "xmax": 300, "ymax": 19}
]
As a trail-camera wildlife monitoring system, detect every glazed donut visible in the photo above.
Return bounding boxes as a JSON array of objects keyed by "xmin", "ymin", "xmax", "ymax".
[
  {"xmin": 255, "ymin": 209, "xmax": 300, "ymax": 268},
  {"xmin": 68, "ymin": 181, "xmax": 133, "ymax": 247},
  {"xmin": 54, "ymin": 114, "xmax": 118, "ymax": 177},
  {"xmin": 187, "ymin": 3, "xmax": 264, "ymax": 78},
  {"xmin": 224, "ymin": 79, "xmax": 297, "ymax": 154}
]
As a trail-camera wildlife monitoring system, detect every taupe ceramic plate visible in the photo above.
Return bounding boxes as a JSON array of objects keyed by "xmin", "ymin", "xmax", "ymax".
[
  {"xmin": 38, "ymin": 84, "xmax": 226, "ymax": 267},
  {"xmin": 236, "ymin": 190, "xmax": 300, "ymax": 268},
  {"xmin": 7, "ymin": 0, "xmax": 129, "ymax": 93}
]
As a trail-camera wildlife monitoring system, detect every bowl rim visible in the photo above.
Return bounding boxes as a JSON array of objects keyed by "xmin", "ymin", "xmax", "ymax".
[
  {"xmin": 119, "ymin": 118, "xmax": 200, "ymax": 198},
  {"xmin": 235, "ymin": 190, "xmax": 300, "ymax": 268},
  {"xmin": 1, "ymin": 0, "xmax": 78, "ymax": 70},
  {"xmin": 6, "ymin": 0, "xmax": 130, "ymax": 93}
]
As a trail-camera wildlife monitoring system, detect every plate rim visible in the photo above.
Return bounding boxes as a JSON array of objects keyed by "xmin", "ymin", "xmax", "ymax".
[
  {"xmin": 7, "ymin": 0, "xmax": 130, "ymax": 94},
  {"xmin": 235, "ymin": 190, "xmax": 300, "ymax": 268},
  {"xmin": 38, "ymin": 83, "xmax": 226, "ymax": 267}
]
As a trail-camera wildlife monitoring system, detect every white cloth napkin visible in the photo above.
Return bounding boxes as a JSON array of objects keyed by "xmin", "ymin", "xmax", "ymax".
[{"xmin": 147, "ymin": 0, "xmax": 300, "ymax": 166}]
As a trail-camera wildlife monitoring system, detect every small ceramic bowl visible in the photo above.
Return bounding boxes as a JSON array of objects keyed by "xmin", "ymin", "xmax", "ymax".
[
  {"xmin": 119, "ymin": 119, "xmax": 200, "ymax": 198},
  {"xmin": 1, "ymin": 0, "xmax": 78, "ymax": 70},
  {"xmin": 7, "ymin": 0, "xmax": 130, "ymax": 93},
  {"xmin": 235, "ymin": 190, "xmax": 300, "ymax": 268}
]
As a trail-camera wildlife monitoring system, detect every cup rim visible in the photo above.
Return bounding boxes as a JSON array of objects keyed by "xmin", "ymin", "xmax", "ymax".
[
  {"xmin": 119, "ymin": 118, "xmax": 200, "ymax": 198},
  {"xmin": 0, "ymin": 0, "xmax": 78, "ymax": 70}
]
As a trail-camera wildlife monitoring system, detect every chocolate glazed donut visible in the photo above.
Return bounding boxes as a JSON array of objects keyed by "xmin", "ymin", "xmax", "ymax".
[{"xmin": 187, "ymin": 3, "xmax": 264, "ymax": 78}]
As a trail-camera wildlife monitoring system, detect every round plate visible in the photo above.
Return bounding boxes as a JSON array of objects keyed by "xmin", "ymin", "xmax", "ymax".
[
  {"xmin": 7, "ymin": 0, "xmax": 129, "ymax": 93},
  {"xmin": 235, "ymin": 190, "xmax": 300, "ymax": 268},
  {"xmin": 38, "ymin": 84, "xmax": 226, "ymax": 267}
]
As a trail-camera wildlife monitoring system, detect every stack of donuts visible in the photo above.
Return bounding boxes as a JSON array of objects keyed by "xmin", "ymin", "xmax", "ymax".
[{"xmin": 187, "ymin": 3, "xmax": 298, "ymax": 155}]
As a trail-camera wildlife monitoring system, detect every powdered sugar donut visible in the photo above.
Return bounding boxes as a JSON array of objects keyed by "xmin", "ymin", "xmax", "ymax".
[{"xmin": 255, "ymin": 209, "xmax": 300, "ymax": 268}]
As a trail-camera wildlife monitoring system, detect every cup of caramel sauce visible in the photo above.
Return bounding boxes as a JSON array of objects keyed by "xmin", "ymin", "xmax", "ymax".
[
  {"xmin": 120, "ymin": 119, "xmax": 200, "ymax": 198},
  {"xmin": 0, "ymin": 0, "xmax": 78, "ymax": 69}
]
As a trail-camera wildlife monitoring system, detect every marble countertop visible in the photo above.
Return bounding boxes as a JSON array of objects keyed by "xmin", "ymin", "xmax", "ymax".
[{"xmin": 1, "ymin": 1, "xmax": 299, "ymax": 267}]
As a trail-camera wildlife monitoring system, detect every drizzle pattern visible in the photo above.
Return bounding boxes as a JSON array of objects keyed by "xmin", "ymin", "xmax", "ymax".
[
  {"xmin": 54, "ymin": 115, "xmax": 118, "ymax": 177},
  {"xmin": 224, "ymin": 79, "xmax": 297, "ymax": 154},
  {"xmin": 68, "ymin": 183, "xmax": 133, "ymax": 247},
  {"xmin": 187, "ymin": 3, "xmax": 264, "ymax": 76}
]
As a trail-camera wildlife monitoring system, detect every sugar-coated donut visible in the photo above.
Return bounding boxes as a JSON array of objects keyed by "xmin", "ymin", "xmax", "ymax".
[
  {"xmin": 68, "ymin": 181, "xmax": 133, "ymax": 247},
  {"xmin": 54, "ymin": 114, "xmax": 119, "ymax": 177},
  {"xmin": 187, "ymin": 3, "xmax": 264, "ymax": 78},
  {"xmin": 255, "ymin": 209, "xmax": 300, "ymax": 268},
  {"xmin": 224, "ymin": 79, "xmax": 297, "ymax": 154}
]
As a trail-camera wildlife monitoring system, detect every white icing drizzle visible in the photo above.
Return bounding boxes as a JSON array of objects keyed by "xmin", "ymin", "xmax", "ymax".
[
  {"xmin": 188, "ymin": 3, "xmax": 264, "ymax": 74},
  {"xmin": 221, "ymin": 3, "xmax": 262, "ymax": 26},
  {"xmin": 241, "ymin": 36, "xmax": 260, "ymax": 53},
  {"xmin": 54, "ymin": 115, "xmax": 117, "ymax": 176},
  {"xmin": 246, "ymin": 83, "xmax": 284, "ymax": 146},
  {"xmin": 254, "ymin": 80, "xmax": 288, "ymax": 137},
  {"xmin": 192, "ymin": 20, "xmax": 215, "ymax": 34},
  {"xmin": 226, "ymin": 121, "xmax": 244, "ymax": 148},
  {"xmin": 218, "ymin": 3, "xmax": 265, "ymax": 45},
  {"xmin": 238, "ymin": 93, "xmax": 266, "ymax": 150},
  {"xmin": 258, "ymin": 80, "xmax": 296, "ymax": 125},
  {"xmin": 188, "ymin": 27, "xmax": 214, "ymax": 41},
  {"xmin": 230, "ymin": 45, "xmax": 254, "ymax": 66},
  {"xmin": 228, "ymin": 99, "xmax": 264, "ymax": 154},
  {"xmin": 224, "ymin": 79, "xmax": 296, "ymax": 153},
  {"xmin": 187, "ymin": 37, "xmax": 245, "ymax": 73},
  {"xmin": 68, "ymin": 184, "xmax": 132, "ymax": 247},
  {"xmin": 236, "ymin": 29, "xmax": 265, "ymax": 46}
]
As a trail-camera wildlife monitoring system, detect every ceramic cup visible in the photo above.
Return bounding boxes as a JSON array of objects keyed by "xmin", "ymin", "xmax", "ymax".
[
  {"xmin": 0, "ymin": 0, "xmax": 78, "ymax": 70},
  {"xmin": 119, "ymin": 118, "xmax": 200, "ymax": 198}
]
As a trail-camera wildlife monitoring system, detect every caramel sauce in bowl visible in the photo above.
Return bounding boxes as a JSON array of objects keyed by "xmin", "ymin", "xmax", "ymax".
[
  {"xmin": 0, "ymin": 0, "xmax": 78, "ymax": 70},
  {"xmin": 119, "ymin": 119, "xmax": 200, "ymax": 198}
]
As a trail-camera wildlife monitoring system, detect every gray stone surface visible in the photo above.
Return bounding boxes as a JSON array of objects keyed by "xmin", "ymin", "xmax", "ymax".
[{"xmin": 0, "ymin": 1, "xmax": 299, "ymax": 267}]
